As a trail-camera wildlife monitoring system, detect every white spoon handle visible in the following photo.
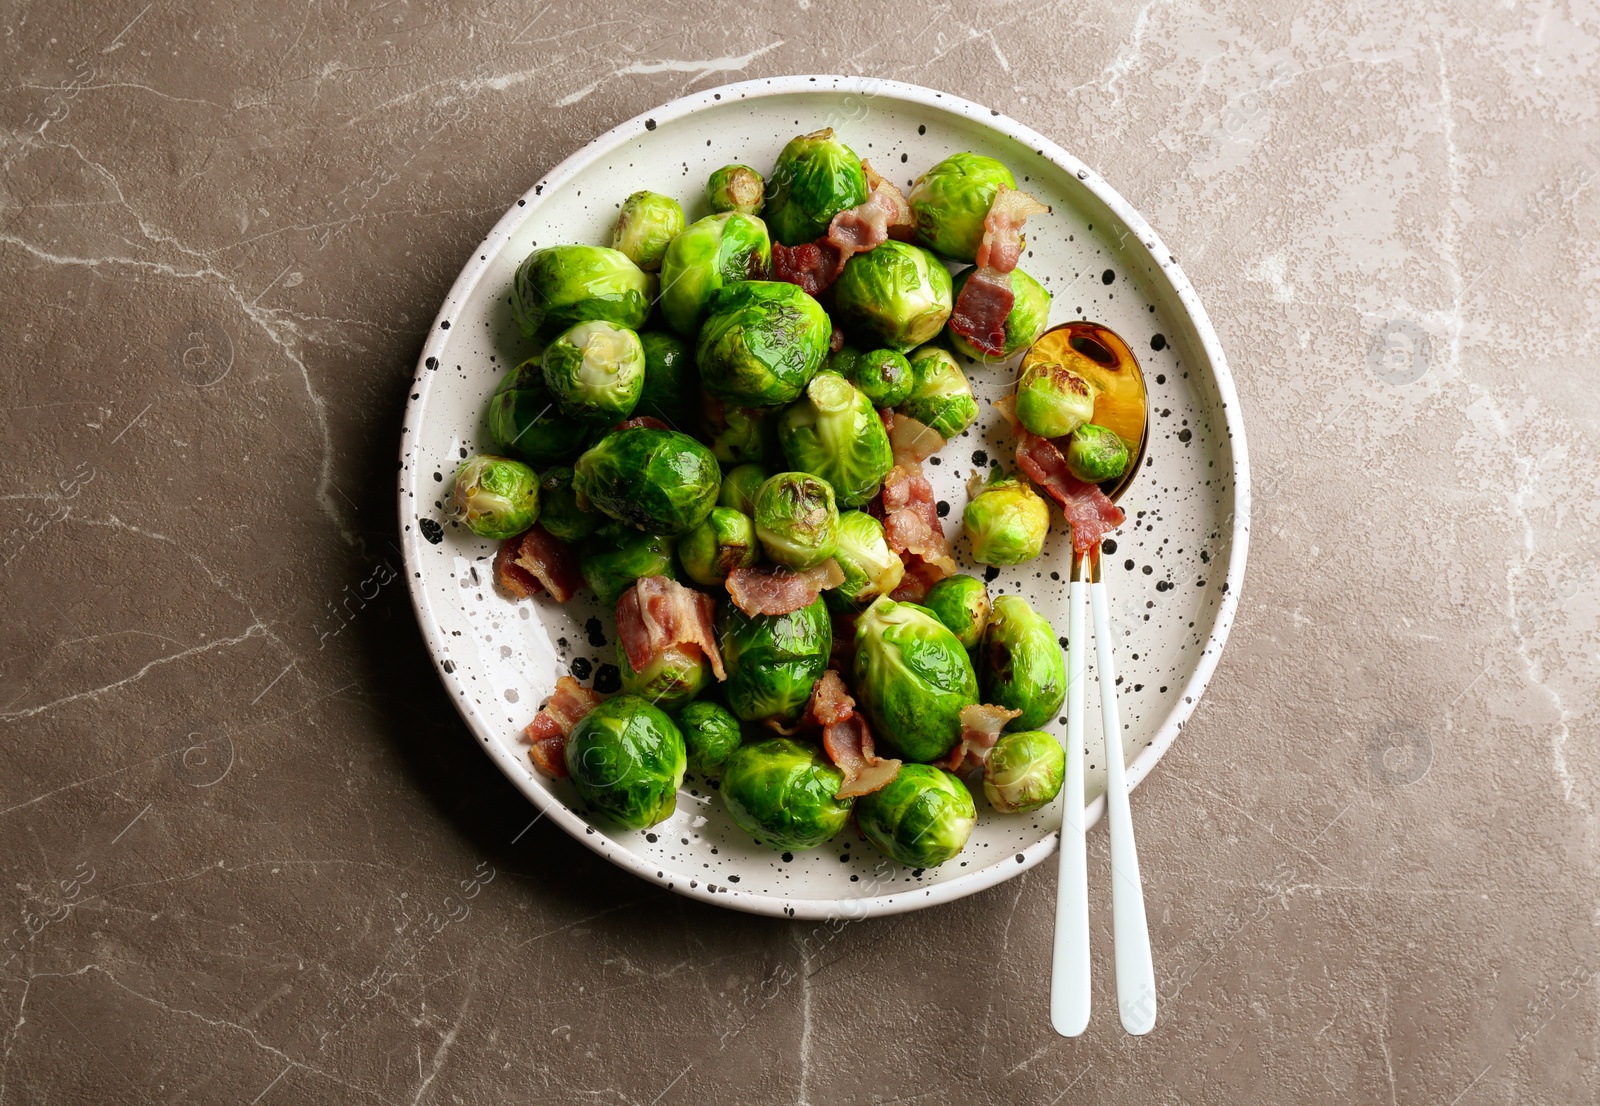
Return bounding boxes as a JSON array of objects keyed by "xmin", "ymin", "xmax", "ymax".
[
  {"xmin": 1049, "ymin": 564, "xmax": 1091, "ymax": 1037},
  {"xmin": 1091, "ymin": 574, "xmax": 1157, "ymax": 1035}
]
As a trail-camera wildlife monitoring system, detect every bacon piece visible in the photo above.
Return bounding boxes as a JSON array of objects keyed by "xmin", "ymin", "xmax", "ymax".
[
  {"xmin": 1015, "ymin": 430, "xmax": 1125, "ymax": 554},
  {"xmin": 826, "ymin": 163, "xmax": 915, "ymax": 269},
  {"xmin": 860, "ymin": 159, "xmax": 916, "ymax": 241},
  {"xmin": 806, "ymin": 671, "xmax": 901, "ymax": 798},
  {"xmin": 494, "ymin": 526, "xmax": 584, "ymax": 603},
  {"xmin": 938, "ymin": 703, "xmax": 1024, "ymax": 774},
  {"xmin": 725, "ymin": 561, "xmax": 845, "ymax": 617},
  {"xmin": 612, "ymin": 415, "xmax": 671, "ymax": 433},
  {"xmin": 948, "ymin": 266, "xmax": 1015, "ymax": 359},
  {"xmin": 522, "ymin": 676, "xmax": 603, "ymax": 778},
  {"xmin": 879, "ymin": 463, "xmax": 957, "ymax": 576},
  {"xmin": 771, "ymin": 240, "xmax": 844, "ymax": 297},
  {"xmin": 975, "ymin": 185, "xmax": 1049, "ymax": 273},
  {"xmin": 884, "ymin": 409, "xmax": 946, "ymax": 466},
  {"xmin": 829, "ymin": 325, "xmax": 845, "ymax": 353},
  {"xmin": 889, "ymin": 559, "xmax": 949, "ymax": 603},
  {"xmin": 615, "ymin": 576, "xmax": 727, "ymax": 681}
]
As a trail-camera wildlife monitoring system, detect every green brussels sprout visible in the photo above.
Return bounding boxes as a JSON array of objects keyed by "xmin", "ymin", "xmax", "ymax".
[
  {"xmin": 848, "ymin": 348, "xmax": 916, "ymax": 408},
  {"xmin": 541, "ymin": 320, "xmax": 646, "ymax": 423},
  {"xmin": 1012, "ymin": 358, "xmax": 1095, "ymax": 439},
  {"xmin": 980, "ymin": 595, "xmax": 1067, "ymax": 732},
  {"xmin": 579, "ymin": 522, "xmax": 678, "ymax": 605},
  {"xmin": 826, "ymin": 343, "xmax": 862, "ymax": 380},
  {"xmin": 947, "ymin": 267, "xmax": 1053, "ymax": 361},
  {"xmin": 450, "ymin": 455, "xmax": 539, "ymax": 540},
  {"xmin": 611, "ymin": 190, "xmax": 685, "ymax": 272},
  {"xmin": 923, "ymin": 575, "xmax": 991, "ymax": 650},
  {"xmin": 963, "ymin": 468, "xmax": 1050, "ymax": 565},
  {"xmin": 853, "ymin": 597, "xmax": 980, "ymax": 763},
  {"xmin": 635, "ymin": 331, "xmax": 698, "ymax": 430},
  {"xmin": 564, "ymin": 695, "xmax": 686, "ymax": 830},
  {"xmin": 700, "ymin": 392, "xmax": 778, "ymax": 464},
  {"xmin": 706, "ymin": 164, "xmax": 766, "ymax": 215},
  {"xmin": 777, "ymin": 371, "xmax": 893, "ymax": 509},
  {"xmin": 908, "ymin": 152, "xmax": 1018, "ymax": 262},
  {"xmin": 697, "ymin": 280, "xmax": 831, "ymax": 407},
  {"xmin": 828, "ymin": 510, "xmax": 905, "ymax": 611},
  {"xmin": 511, "ymin": 245, "xmax": 653, "ymax": 338},
  {"xmin": 1065, "ymin": 423, "xmax": 1131, "ymax": 484},
  {"xmin": 764, "ymin": 129, "xmax": 869, "ymax": 246},
  {"xmin": 718, "ymin": 463, "xmax": 771, "ymax": 515},
  {"xmin": 658, "ymin": 212, "xmax": 772, "ymax": 335},
  {"xmin": 678, "ymin": 506, "xmax": 758, "ymax": 586},
  {"xmin": 721, "ymin": 737, "xmax": 853, "ymax": 849},
  {"xmin": 487, "ymin": 359, "xmax": 593, "ymax": 466},
  {"xmin": 752, "ymin": 472, "xmax": 839, "ymax": 569},
  {"xmin": 855, "ymin": 764, "xmax": 976, "ymax": 867},
  {"xmin": 983, "ymin": 729, "xmax": 1065, "ymax": 814},
  {"xmin": 573, "ymin": 425, "xmax": 720, "ymax": 535},
  {"xmin": 617, "ymin": 640, "xmax": 710, "ymax": 713},
  {"xmin": 536, "ymin": 466, "xmax": 598, "ymax": 543},
  {"xmin": 832, "ymin": 241, "xmax": 954, "ymax": 353},
  {"xmin": 902, "ymin": 346, "xmax": 980, "ymax": 438},
  {"xmin": 718, "ymin": 596, "xmax": 831, "ymax": 724},
  {"xmin": 675, "ymin": 700, "xmax": 743, "ymax": 774}
]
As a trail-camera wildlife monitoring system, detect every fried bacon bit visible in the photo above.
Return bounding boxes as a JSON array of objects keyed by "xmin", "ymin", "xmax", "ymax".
[
  {"xmin": 726, "ymin": 560, "xmax": 845, "ymax": 617},
  {"xmin": 829, "ymin": 325, "xmax": 845, "ymax": 353},
  {"xmin": 878, "ymin": 464, "xmax": 956, "ymax": 596},
  {"xmin": 890, "ymin": 559, "xmax": 949, "ymax": 603},
  {"xmin": 948, "ymin": 266, "xmax": 1015, "ymax": 359},
  {"xmin": 493, "ymin": 526, "xmax": 584, "ymax": 603},
  {"xmin": 612, "ymin": 415, "xmax": 671, "ymax": 433},
  {"xmin": 975, "ymin": 185, "xmax": 1050, "ymax": 273},
  {"xmin": 883, "ymin": 409, "xmax": 946, "ymax": 466},
  {"xmin": 808, "ymin": 671, "xmax": 901, "ymax": 798},
  {"xmin": 938, "ymin": 703, "xmax": 1024, "ymax": 774},
  {"xmin": 522, "ymin": 676, "xmax": 603, "ymax": 778},
  {"xmin": 771, "ymin": 163, "xmax": 915, "ymax": 298},
  {"xmin": 860, "ymin": 159, "xmax": 917, "ymax": 241},
  {"xmin": 1015, "ymin": 430, "xmax": 1125, "ymax": 554},
  {"xmin": 771, "ymin": 240, "xmax": 844, "ymax": 297},
  {"xmin": 615, "ymin": 575, "xmax": 727, "ymax": 681}
]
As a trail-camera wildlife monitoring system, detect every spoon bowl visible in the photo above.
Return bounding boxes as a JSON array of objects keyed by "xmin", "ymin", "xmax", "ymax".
[{"xmin": 1022, "ymin": 320, "xmax": 1149, "ymax": 504}]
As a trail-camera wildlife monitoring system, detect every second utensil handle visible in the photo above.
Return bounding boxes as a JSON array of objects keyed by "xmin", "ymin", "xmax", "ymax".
[{"xmin": 1049, "ymin": 572, "xmax": 1091, "ymax": 1037}]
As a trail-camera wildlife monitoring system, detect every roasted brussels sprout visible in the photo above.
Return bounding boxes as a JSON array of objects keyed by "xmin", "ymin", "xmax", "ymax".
[
  {"xmin": 980, "ymin": 595, "xmax": 1066, "ymax": 731},
  {"xmin": 853, "ymin": 597, "xmax": 980, "ymax": 763},
  {"xmin": 828, "ymin": 510, "xmax": 905, "ymax": 611},
  {"xmin": 983, "ymin": 729, "xmax": 1065, "ymax": 814},
  {"xmin": 718, "ymin": 595, "xmax": 831, "ymax": 724},
  {"xmin": 700, "ymin": 392, "xmax": 778, "ymax": 464},
  {"xmin": 718, "ymin": 462, "xmax": 771, "ymax": 516},
  {"xmin": 450, "ymin": 455, "xmax": 539, "ymax": 540},
  {"xmin": 908, "ymin": 152, "xmax": 1018, "ymax": 262},
  {"xmin": 511, "ymin": 245, "xmax": 653, "ymax": 338},
  {"xmin": 826, "ymin": 342, "xmax": 862, "ymax": 379},
  {"xmin": 721, "ymin": 737, "xmax": 853, "ymax": 850},
  {"xmin": 849, "ymin": 348, "xmax": 916, "ymax": 408},
  {"xmin": 579, "ymin": 523, "xmax": 678, "ymax": 605},
  {"xmin": 1065, "ymin": 423, "xmax": 1131, "ymax": 484},
  {"xmin": 856, "ymin": 764, "xmax": 976, "ymax": 867},
  {"xmin": 902, "ymin": 346, "xmax": 980, "ymax": 438},
  {"xmin": 1013, "ymin": 359, "xmax": 1095, "ymax": 439},
  {"xmin": 923, "ymin": 575, "xmax": 991, "ymax": 650},
  {"xmin": 764, "ymin": 129, "xmax": 869, "ymax": 246},
  {"xmin": 487, "ymin": 359, "xmax": 593, "ymax": 466},
  {"xmin": 676, "ymin": 700, "xmax": 743, "ymax": 774},
  {"xmin": 697, "ymin": 280, "xmax": 831, "ymax": 408},
  {"xmin": 963, "ymin": 468, "xmax": 1049, "ymax": 565},
  {"xmin": 635, "ymin": 331, "xmax": 698, "ymax": 429},
  {"xmin": 564, "ymin": 695, "xmax": 686, "ymax": 830},
  {"xmin": 831, "ymin": 241, "xmax": 954, "ymax": 352},
  {"xmin": 777, "ymin": 371, "xmax": 894, "ymax": 509},
  {"xmin": 679, "ymin": 506, "xmax": 758, "ymax": 586},
  {"xmin": 658, "ymin": 212, "xmax": 772, "ymax": 335},
  {"xmin": 573, "ymin": 425, "xmax": 720, "ymax": 535},
  {"xmin": 752, "ymin": 471, "xmax": 839, "ymax": 569},
  {"xmin": 706, "ymin": 164, "xmax": 766, "ymax": 215},
  {"xmin": 611, "ymin": 190, "xmax": 685, "ymax": 272},
  {"xmin": 617, "ymin": 640, "xmax": 710, "ymax": 713},
  {"xmin": 541, "ymin": 320, "xmax": 645, "ymax": 423},
  {"xmin": 536, "ymin": 466, "xmax": 598, "ymax": 543},
  {"xmin": 947, "ymin": 266, "xmax": 1052, "ymax": 361}
]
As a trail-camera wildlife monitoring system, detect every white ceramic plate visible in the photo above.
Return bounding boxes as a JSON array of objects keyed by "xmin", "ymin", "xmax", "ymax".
[{"xmin": 398, "ymin": 76, "xmax": 1249, "ymax": 920}]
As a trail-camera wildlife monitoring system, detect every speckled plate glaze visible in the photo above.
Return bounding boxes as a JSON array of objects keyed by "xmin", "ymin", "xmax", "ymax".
[{"xmin": 398, "ymin": 76, "xmax": 1250, "ymax": 920}]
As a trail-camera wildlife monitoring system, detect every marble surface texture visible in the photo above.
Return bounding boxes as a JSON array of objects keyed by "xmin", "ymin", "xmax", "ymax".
[{"xmin": 2, "ymin": 2, "xmax": 1596, "ymax": 1103}]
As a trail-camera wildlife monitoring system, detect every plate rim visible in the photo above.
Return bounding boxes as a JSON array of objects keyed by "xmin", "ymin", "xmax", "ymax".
[{"xmin": 397, "ymin": 74, "xmax": 1252, "ymax": 920}]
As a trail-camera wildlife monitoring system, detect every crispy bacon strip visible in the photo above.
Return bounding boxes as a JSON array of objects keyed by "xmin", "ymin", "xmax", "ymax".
[
  {"xmin": 938, "ymin": 703, "xmax": 1024, "ymax": 774},
  {"xmin": 493, "ymin": 526, "xmax": 584, "ymax": 603},
  {"xmin": 878, "ymin": 463, "xmax": 957, "ymax": 592},
  {"xmin": 861, "ymin": 159, "xmax": 916, "ymax": 241},
  {"xmin": 616, "ymin": 576, "xmax": 726, "ymax": 681},
  {"xmin": 770, "ymin": 161, "xmax": 915, "ymax": 297},
  {"xmin": 883, "ymin": 409, "xmax": 946, "ymax": 466},
  {"xmin": 1015, "ymin": 430, "xmax": 1125, "ymax": 554},
  {"xmin": 612, "ymin": 415, "xmax": 671, "ymax": 433},
  {"xmin": 807, "ymin": 671, "xmax": 901, "ymax": 798},
  {"xmin": 975, "ymin": 185, "xmax": 1049, "ymax": 273},
  {"xmin": 522, "ymin": 676, "xmax": 603, "ymax": 778},
  {"xmin": 889, "ymin": 559, "xmax": 949, "ymax": 604},
  {"xmin": 725, "ymin": 561, "xmax": 845, "ymax": 617},
  {"xmin": 948, "ymin": 266, "xmax": 1015, "ymax": 359},
  {"xmin": 771, "ymin": 240, "xmax": 843, "ymax": 297}
]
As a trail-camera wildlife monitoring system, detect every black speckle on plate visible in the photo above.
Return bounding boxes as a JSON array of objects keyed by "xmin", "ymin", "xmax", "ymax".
[
  {"xmin": 418, "ymin": 518, "xmax": 444, "ymax": 544},
  {"xmin": 1101, "ymin": 269, "xmax": 1115, "ymax": 285},
  {"xmin": 441, "ymin": 659, "xmax": 456, "ymax": 674},
  {"xmin": 569, "ymin": 657, "xmax": 592, "ymax": 679},
  {"xmin": 593, "ymin": 663, "xmax": 621, "ymax": 694},
  {"xmin": 645, "ymin": 118, "xmax": 657, "ymax": 131},
  {"xmin": 1151, "ymin": 334, "xmax": 1167, "ymax": 351}
]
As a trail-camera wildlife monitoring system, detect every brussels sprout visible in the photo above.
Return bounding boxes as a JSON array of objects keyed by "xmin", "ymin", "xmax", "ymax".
[
  {"xmin": 826, "ymin": 342, "xmax": 862, "ymax": 380},
  {"xmin": 983, "ymin": 729, "xmax": 1065, "ymax": 814},
  {"xmin": 721, "ymin": 737, "xmax": 853, "ymax": 850},
  {"xmin": 487, "ymin": 359, "xmax": 593, "ymax": 466},
  {"xmin": 617, "ymin": 640, "xmax": 710, "ymax": 713},
  {"xmin": 579, "ymin": 522, "xmax": 678, "ymax": 605},
  {"xmin": 511, "ymin": 245, "xmax": 653, "ymax": 338},
  {"xmin": 700, "ymin": 392, "xmax": 778, "ymax": 464},
  {"xmin": 450, "ymin": 455, "xmax": 539, "ymax": 540},
  {"xmin": 753, "ymin": 472, "xmax": 839, "ymax": 569},
  {"xmin": 611, "ymin": 190, "xmax": 685, "ymax": 272},
  {"xmin": 902, "ymin": 346, "xmax": 980, "ymax": 438},
  {"xmin": 697, "ymin": 280, "xmax": 831, "ymax": 407},
  {"xmin": 853, "ymin": 597, "xmax": 980, "ymax": 763},
  {"xmin": 537, "ymin": 466, "xmax": 598, "ymax": 543},
  {"xmin": 1013, "ymin": 359, "xmax": 1095, "ymax": 439},
  {"xmin": 1065, "ymin": 423, "xmax": 1131, "ymax": 484},
  {"xmin": 573, "ymin": 425, "xmax": 720, "ymax": 535},
  {"xmin": 923, "ymin": 574, "xmax": 991, "ymax": 650},
  {"xmin": 635, "ymin": 331, "xmax": 698, "ymax": 429},
  {"xmin": 777, "ymin": 372, "xmax": 893, "ymax": 509},
  {"xmin": 831, "ymin": 241, "xmax": 954, "ymax": 352},
  {"xmin": 764, "ymin": 129, "xmax": 869, "ymax": 246},
  {"xmin": 679, "ymin": 506, "xmax": 758, "ymax": 586},
  {"xmin": 706, "ymin": 164, "xmax": 765, "ymax": 215},
  {"xmin": 980, "ymin": 595, "xmax": 1067, "ymax": 731},
  {"xmin": 718, "ymin": 463, "xmax": 771, "ymax": 515},
  {"xmin": 908, "ymin": 152, "xmax": 1018, "ymax": 262},
  {"xmin": 658, "ymin": 212, "xmax": 772, "ymax": 335},
  {"xmin": 855, "ymin": 764, "xmax": 976, "ymax": 867},
  {"xmin": 541, "ymin": 320, "xmax": 645, "ymax": 423},
  {"xmin": 963, "ymin": 468, "xmax": 1049, "ymax": 565},
  {"xmin": 675, "ymin": 700, "xmax": 743, "ymax": 774},
  {"xmin": 828, "ymin": 510, "xmax": 905, "ymax": 611},
  {"xmin": 947, "ymin": 267, "xmax": 1053, "ymax": 361},
  {"xmin": 849, "ymin": 348, "xmax": 916, "ymax": 408},
  {"xmin": 564, "ymin": 695, "xmax": 686, "ymax": 830},
  {"xmin": 718, "ymin": 596, "xmax": 831, "ymax": 724}
]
